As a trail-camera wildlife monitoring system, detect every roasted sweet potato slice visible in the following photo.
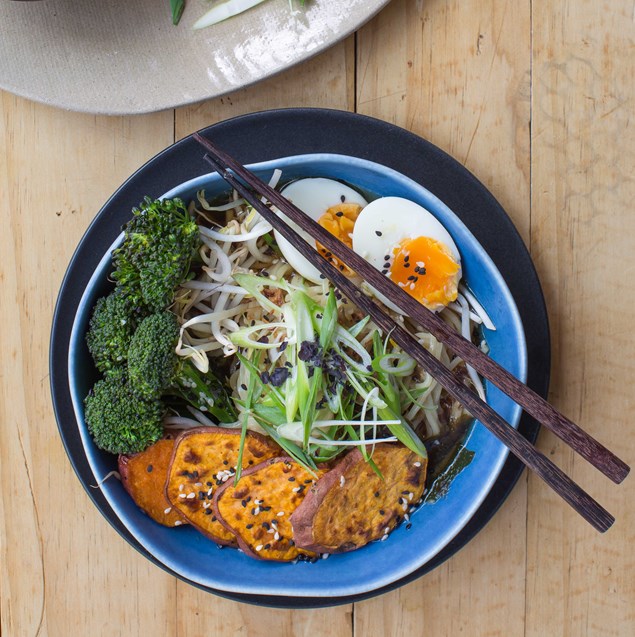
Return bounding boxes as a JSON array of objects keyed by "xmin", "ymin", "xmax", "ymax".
[
  {"xmin": 291, "ymin": 444, "xmax": 427, "ymax": 553},
  {"xmin": 119, "ymin": 436, "xmax": 184, "ymax": 528},
  {"xmin": 214, "ymin": 457, "xmax": 326, "ymax": 562},
  {"xmin": 165, "ymin": 427, "xmax": 281, "ymax": 546}
]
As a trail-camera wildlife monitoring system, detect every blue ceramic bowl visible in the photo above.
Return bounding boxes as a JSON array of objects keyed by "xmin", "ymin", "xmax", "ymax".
[{"xmin": 68, "ymin": 154, "xmax": 527, "ymax": 598}]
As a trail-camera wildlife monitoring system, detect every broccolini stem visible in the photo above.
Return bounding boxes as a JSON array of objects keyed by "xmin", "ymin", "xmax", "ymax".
[{"xmin": 176, "ymin": 361, "xmax": 237, "ymax": 423}]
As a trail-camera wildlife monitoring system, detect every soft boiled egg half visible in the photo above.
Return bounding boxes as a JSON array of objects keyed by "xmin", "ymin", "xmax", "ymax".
[
  {"xmin": 352, "ymin": 197, "xmax": 461, "ymax": 312},
  {"xmin": 274, "ymin": 179, "xmax": 461, "ymax": 312},
  {"xmin": 274, "ymin": 178, "xmax": 369, "ymax": 283}
]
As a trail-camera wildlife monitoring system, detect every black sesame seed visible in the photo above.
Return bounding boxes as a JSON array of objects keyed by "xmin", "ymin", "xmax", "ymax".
[
  {"xmin": 261, "ymin": 270, "xmax": 269, "ymax": 278},
  {"xmin": 335, "ymin": 211, "xmax": 344, "ymax": 217},
  {"xmin": 340, "ymin": 195, "xmax": 346, "ymax": 202},
  {"xmin": 280, "ymin": 341, "xmax": 288, "ymax": 352},
  {"xmin": 406, "ymin": 523, "xmax": 413, "ymax": 530},
  {"xmin": 304, "ymin": 479, "xmax": 312, "ymax": 484},
  {"xmin": 380, "ymin": 509, "xmax": 385, "ymax": 515},
  {"xmin": 241, "ymin": 500, "xmax": 247, "ymax": 507},
  {"xmin": 288, "ymin": 477, "xmax": 296, "ymax": 482},
  {"xmin": 375, "ymin": 230, "xmax": 382, "ymax": 236},
  {"xmin": 262, "ymin": 522, "xmax": 270, "ymax": 529},
  {"xmin": 401, "ymin": 490, "xmax": 409, "ymax": 495},
  {"xmin": 262, "ymin": 506, "xmax": 272, "ymax": 511},
  {"xmin": 204, "ymin": 509, "xmax": 212, "ymax": 515},
  {"xmin": 339, "ymin": 265, "xmax": 344, "ymax": 271},
  {"xmin": 241, "ymin": 383, "xmax": 247, "ymax": 391},
  {"xmin": 404, "ymin": 262, "xmax": 410, "ymax": 268},
  {"xmin": 374, "ymin": 491, "xmax": 380, "ymax": 497},
  {"xmin": 404, "ymin": 255, "xmax": 410, "ymax": 262},
  {"xmin": 206, "ymin": 481, "xmax": 213, "ymax": 487},
  {"xmin": 211, "ymin": 516, "xmax": 217, "ymax": 521},
  {"xmin": 246, "ymin": 523, "xmax": 253, "ymax": 529},
  {"xmin": 146, "ymin": 464, "xmax": 153, "ymax": 473},
  {"xmin": 264, "ymin": 544, "xmax": 271, "ymax": 550},
  {"xmin": 319, "ymin": 274, "xmax": 326, "ymax": 279},
  {"xmin": 384, "ymin": 255, "xmax": 390, "ymax": 260},
  {"xmin": 407, "ymin": 275, "xmax": 416, "ymax": 281},
  {"xmin": 223, "ymin": 460, "xmax": 229, "ymax": 465},
  {"xmin": 198, "ymin": 492, "xmax": 206, "ymax": 500}
]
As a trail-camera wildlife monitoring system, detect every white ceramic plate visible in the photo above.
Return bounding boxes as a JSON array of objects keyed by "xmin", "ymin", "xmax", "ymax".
[{"xmin": 0, "ymin": 0, "xmax": 389, "ymax": 115}]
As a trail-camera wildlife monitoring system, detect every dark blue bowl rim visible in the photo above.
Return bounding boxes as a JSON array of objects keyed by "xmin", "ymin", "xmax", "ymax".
[{"xmin": 49, "ymin": 107, "xmax": 550, "ymax": 609}]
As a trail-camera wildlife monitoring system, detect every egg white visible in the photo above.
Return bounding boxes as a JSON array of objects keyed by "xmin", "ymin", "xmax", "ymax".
[
  {"xmin": 352, "ymin": 197, "xmax": 461, "ymax": 312},
  {"xmin": 274, "ymin": 178, "xmax": 368, "ymax": 283}
]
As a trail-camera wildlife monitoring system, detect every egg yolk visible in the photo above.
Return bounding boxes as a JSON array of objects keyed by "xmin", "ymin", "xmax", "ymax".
[
  {"xmin": 389, "ymin": 236, "xmax": 460, "ymax": 310},
  {"xmin": 316, "ymin": 203, "xmax": 363, "ymax": 275}
]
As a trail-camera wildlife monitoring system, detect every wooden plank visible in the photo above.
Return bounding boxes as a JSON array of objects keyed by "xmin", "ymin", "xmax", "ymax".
[
  {"xmin": 173, "ymin": 41, "xmax": 355, "ymax": 633},
  {"xmin": 528, "ymin": 1, "xmax": 635, "ymax": 635},
  {"xmin": 354, "ymin": 0, "xmax": 531, "ymax": 634},
  {"xmin": 0, "ymin": 92, "xmax": 176, "ymax": 636}
]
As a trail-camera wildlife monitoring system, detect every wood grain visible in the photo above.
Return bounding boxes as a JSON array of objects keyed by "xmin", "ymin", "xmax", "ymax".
[
  {"xmin": 355, "ymin": 0, "xmax": 531, "ymax": 634},
  {"xmin": 0, "ymin": 92, "xmax": 176, "ymax": 636},
  {"xmin": 528, "ymin": 1, "xmax": 635, "ymax": 635},
  {"xmin": 2, "ymin": 1, "xmax": 635, "ymax": 635}
]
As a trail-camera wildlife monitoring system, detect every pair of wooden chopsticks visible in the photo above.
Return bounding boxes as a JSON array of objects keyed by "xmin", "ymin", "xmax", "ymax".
[{"xmin": 193, "ymin": 132, "xmax": 629, "ymax": 532}]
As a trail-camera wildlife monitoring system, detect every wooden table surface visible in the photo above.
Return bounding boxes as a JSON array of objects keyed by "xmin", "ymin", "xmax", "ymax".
[{"xmin": 1, "ymin": 1, "xmax": 633, "ymax": 635}]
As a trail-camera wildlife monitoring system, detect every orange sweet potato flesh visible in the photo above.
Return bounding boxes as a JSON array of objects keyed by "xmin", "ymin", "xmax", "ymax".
[
  {"xmin": 119, "ymin": 436, "xmax": 184, "ymax": 528},
  {"xmin": 291, "ymin": 444, "xmax": 427, "ymax": 553},
  {"xmin": 165, "ymin": 427, "xmax": 281, "ymax": 546},
  {"xmin": 214, "ymin": 457, "xmax": 326, "ymax": 562}
]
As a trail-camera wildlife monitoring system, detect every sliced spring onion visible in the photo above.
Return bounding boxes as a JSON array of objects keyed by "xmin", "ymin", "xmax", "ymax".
[
  {"xmin": 373, "ymin": 353, "xmax": 417, "ymax": 377},
  {"xmin": 193, "ymin": 0, "xmax": 269, "ymax": 30},
  {"xmin": 170, "ymin": 0, "xmax": 185, "ymax": 25},
  {"xmin": 228, "ymin": 322, "xmax": 286, "ymax": 349}
]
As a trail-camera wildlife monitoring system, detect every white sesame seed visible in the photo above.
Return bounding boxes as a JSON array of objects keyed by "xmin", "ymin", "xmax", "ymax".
[
  {"xmin": 381, "ymin": 534, "xmax": 389, "ymax": 541},
  {"xmin": 178, "ymin": 493, "xmax": 187, "ymax": 499},
  {"xmin": 322, "ymin": 553, "xmax": 330, "ymax": 559},
  {"xmin": 274, "ymin": 532, "xmax": 280, "ymax": 541},
  {"xmin": 253, "ymin": 507, "xmax": 260, "ymax": 515},
  {"xmin": 187, "ymin": 492, "xmax": 196, "ymax": 499},
  {"xmin": 194, "ymin": 482, "xmax": 203, "ymax": 487},
  {"xmin": 203, "ymin": 502, "xmax": 211, "ymax": 509},
  {"xmin": 174, "ymin": 520, "xmax": 183, "ymax": 526},
  {"xmin": 409, "ymin": 283, "xmax": 415, "ymax": 290},
  {"xmin": 408, "ymin": 492, "xmax": 414, "ymax": 501},
  {"xmin": 254, "ymin": 499, "xmax": 263, "ymax": 505},
  {"xmin": 339, "ymin": 475, "xmax": 345, "ymax": 487},
  {"xmin": 414, "ymin": 462, "xmax": 421, "ymax": 467},
  {"xmin": 164, "ymin": 507, "xmax": 172, "ymax": 514},
  {"xmin": 402, "ymin": 503, "xmax": 408, "ymax": 511},
  {"xmin": 179, "ymin": 484, "xmax": 184, "ymax": 492},
  {"xmin": 416, "ymin": 261, "xmax": 425, "ymax": 268},
  {"xmin": 267, "ymin": 528, "xmax": 275, "ymax": 534},
  {"xmin": 404, "ymin": 513, "xmax": 410, "ymax": 522},
  {"xmin": 207, "ymin": 488, "xmax": 213, "ymax": 496},
  {"xmin": 255, "ymin": 545, "xmax": 263, "ymax": 552},
  {"xmin": 292, "ymin": 486, "xmax": 301, "ymax": 492},
  {"xmin": 277, "ymin": 511, "xmax": 285, "ymax": 516},
  {"xmin": 384, "ymin": 526, "xmax": 390, "ymax": 534}
]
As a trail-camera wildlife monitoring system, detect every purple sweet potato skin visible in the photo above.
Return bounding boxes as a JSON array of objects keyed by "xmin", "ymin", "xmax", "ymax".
[{"xmin": 290, "ymin": 444, "xmax": 428, "ymax": 554}]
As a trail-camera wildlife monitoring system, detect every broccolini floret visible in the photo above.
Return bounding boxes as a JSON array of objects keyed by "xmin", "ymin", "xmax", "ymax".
[
  {"xmin": 127, "ymin": 312, "xmax": 236, "ymax": 423},
  {"xmin": 86, "ymin": 290, "xmax": 138, "ymax": 374},
  {"xmin": 84, "ymin": 368, "xmax": 164, "ymax": 455},
  {"xmin": 112, "ymin": 197, "xmax": 200, "ymax": 313}
]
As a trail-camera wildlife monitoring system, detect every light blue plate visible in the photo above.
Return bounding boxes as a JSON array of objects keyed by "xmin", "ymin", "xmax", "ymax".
[{"xmin": 68, "ymin": 154, "xmax": 527, "ymax": 598}]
